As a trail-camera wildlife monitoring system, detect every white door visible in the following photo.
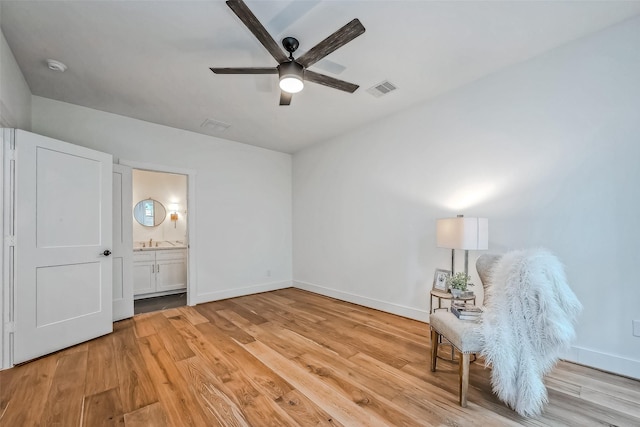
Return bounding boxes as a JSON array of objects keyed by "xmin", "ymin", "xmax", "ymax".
[
  {"xmin": 13, "ymin": 130, "xmax": 113, "ymax": 364},
  {"xmin": 112, "ymin": 164, "xmax": 133, "ymax": 321}
]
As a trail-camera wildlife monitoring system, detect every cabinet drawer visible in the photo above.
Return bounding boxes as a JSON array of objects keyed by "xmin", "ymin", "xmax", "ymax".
[
  {"xmin": 133, "ymin": 251, "xmax": 155, "ymax": 263},
  {"xmin": 156, "ymin": 249, "xmax": 186, "ymax": 261}
]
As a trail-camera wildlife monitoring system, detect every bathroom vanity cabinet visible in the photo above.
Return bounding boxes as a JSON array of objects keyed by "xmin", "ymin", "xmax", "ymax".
[{"xmin": 133, "ymin": 248, "xmax": 187, "ymax": 298}]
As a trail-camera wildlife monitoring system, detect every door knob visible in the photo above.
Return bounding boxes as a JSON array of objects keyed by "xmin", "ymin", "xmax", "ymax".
[{"xmin": 101, "ymin": 250, "xmax": 112, "ymax": 256}]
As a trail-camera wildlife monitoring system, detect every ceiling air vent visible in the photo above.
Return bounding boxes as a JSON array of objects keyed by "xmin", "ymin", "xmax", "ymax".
[
  {"xmin": 201, "ymin": 118, "xmax": 231, "ymax": 133},
  {"xmin": 367, "ymin": 80, "xmax": 398, "ymax": 98}
]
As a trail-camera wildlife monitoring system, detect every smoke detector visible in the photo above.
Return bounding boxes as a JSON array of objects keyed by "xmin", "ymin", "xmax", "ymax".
[{"xmin": 46, "ymin": 59, "xmax": 67, "ymax": 72}]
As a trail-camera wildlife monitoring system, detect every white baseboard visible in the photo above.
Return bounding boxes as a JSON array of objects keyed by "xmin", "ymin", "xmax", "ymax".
[
  {"xmin": 293, "ymin": 280, "xmax": 430, "ymax": 323},
  {"xmin": 562, "ymin": 346, "xmax": 640, "ymax": 380},
  {"xmin": 193, "ymin": 280, "xmax": 291, "ymax": 305}
]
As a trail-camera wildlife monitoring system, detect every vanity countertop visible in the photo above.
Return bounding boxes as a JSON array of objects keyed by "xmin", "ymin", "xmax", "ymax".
[{"xmin": 134, "ymin": 241, "xmax": 187, "ymax": 251}]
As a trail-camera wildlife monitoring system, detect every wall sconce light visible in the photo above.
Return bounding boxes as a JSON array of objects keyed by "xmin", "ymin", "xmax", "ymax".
[{"xmin": 169, "ymin": 203, "xmax": 180, "ymax": 228}]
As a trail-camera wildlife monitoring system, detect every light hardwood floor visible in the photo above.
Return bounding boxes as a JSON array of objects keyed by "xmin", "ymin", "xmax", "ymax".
[{"xmin": 1, "ymin": 288, "xmax": 638, "ymax": 426}]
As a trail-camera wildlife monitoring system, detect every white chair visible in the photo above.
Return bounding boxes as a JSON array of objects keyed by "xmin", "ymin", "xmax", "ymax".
[{"xmin": 429, "ymin": 254, "xmax": 500, "ymax": 407}]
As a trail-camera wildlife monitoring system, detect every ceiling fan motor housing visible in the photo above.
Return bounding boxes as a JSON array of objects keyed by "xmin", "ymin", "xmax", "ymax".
[{"xmin": 278, "ymin": 61, "xmax": 304, "ymax": 79}]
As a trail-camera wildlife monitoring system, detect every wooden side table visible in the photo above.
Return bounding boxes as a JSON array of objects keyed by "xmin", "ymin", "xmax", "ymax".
[{"xmin": 429, "ymin": 290, "xmax": 476, "ymax": 313}]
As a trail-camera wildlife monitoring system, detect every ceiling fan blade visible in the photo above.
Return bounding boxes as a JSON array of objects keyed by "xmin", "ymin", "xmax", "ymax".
[
  {"xmin": 305, "ymin": 70, "xmax": 359, "ymax": 93},
  {"xmin": 296, "ymin": 19, "xmax": 365, "ymax": 68},
  {"xmin": 226, "ymin": 0, "xmax": 289, "ymax": 64},
  {"xmin": 279, "ymin": 91, "xmax": 292, "ymax": 106},
  {"xmin": 210, "ymin": 67, "xmax": 277, "ymax": 74}
]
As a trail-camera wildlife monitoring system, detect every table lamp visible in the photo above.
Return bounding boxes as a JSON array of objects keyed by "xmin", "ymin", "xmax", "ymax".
[{"xmin": 436, "ymin": 215, "xmax": 489, "ymax": 275}]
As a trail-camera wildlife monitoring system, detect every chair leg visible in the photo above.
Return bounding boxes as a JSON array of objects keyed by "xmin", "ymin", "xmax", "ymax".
[
  {"xmin": 459, "ymin": 352, "xmax": 470, "ymax": 407},
  {"xmin": 430, "ymin": 329, "xmax": 439, "ymax": 372}
]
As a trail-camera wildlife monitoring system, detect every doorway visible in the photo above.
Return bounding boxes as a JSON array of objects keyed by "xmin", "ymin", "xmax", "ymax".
[
  {"xmin": 131, "ymin": 169, "xmax": 188, "ymax": 313},
  {"xmin": 121, "ymin": 159, "xmax": 197, "ymax": 309}
]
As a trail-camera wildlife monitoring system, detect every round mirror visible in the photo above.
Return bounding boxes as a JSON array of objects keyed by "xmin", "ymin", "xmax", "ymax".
[{"xmin": 133, "ymin": 199, "xmax": 167, "ymax": 227}]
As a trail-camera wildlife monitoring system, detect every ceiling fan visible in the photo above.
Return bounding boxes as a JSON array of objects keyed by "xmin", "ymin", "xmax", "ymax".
[{"xmin": 211, "ymin": 0, "xmax": 365, "ymax": 106}]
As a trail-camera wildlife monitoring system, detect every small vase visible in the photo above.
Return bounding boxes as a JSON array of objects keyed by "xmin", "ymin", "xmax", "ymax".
[{"xmin": 450, "ymin": 288, "xmax": 462, "ymax": 298}]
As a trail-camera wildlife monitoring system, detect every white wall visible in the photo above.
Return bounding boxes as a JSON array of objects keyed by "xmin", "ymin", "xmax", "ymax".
[
  {"xmin": 132, "ymin": 169, "xmax": 188, "ymax": 243},
  {"xmin": 293, "ymin": 17, "xmax": 640, "ymax": 379},
  {"xmin": 32, "ymin": 96, "xmax": 292, "ymax": 304},
  {"xmin": 0, "ymin": 28, "xmax": 31, "ymax": 129}
]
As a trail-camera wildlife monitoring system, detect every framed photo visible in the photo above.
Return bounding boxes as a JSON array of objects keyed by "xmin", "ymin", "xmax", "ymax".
[{"xmin": 433, "ymin": 269, "xmax": 452, "ymax": 292}]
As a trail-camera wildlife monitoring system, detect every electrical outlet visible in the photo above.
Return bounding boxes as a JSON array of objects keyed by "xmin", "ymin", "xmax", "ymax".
[{"xmin": 634, "ymin": 320, "xmax": 640, "ymax": 337}]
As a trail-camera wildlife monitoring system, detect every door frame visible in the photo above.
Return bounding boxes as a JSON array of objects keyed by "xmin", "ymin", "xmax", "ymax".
[
  {"xmin": 1, "ymin": 129, "xmax": 10, "ymax": 369},
  {"xmin": 119, "ymin": 159, "xmax": 198, "ymax": 306},
  {"xmin": 112, "ymin": 164, "xmax": 134, "ymax": 321}
]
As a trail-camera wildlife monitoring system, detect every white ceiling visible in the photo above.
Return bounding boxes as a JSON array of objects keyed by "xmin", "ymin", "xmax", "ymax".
[{"xmin": 2, "ymin": 1, "xmax": 640, "ymax": 153}]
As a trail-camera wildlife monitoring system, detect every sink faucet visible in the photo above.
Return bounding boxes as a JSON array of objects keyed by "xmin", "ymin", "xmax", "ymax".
[{"xmin": 149, "ymin": 238, "xmax": 153, "ymax": 247}]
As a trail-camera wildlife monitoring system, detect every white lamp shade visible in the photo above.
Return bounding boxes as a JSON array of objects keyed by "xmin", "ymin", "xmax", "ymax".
[{"xmin": 436, "ymin": 217, "xmax": 488, "ymax": 250}]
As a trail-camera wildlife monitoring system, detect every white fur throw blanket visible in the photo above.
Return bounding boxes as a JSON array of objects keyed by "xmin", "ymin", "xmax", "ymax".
[{"xmin": 480, "ymin": 249, "xmax": 582, "ymax": 417}]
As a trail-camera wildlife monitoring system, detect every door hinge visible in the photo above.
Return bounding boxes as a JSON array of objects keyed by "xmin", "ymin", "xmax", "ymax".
[
  {"xmin": 7, "ymin": 139, "xmax": 16, "ymax": 158},
  {"xmin": 4, "ymin": 322, "xmax": 15, "ymax": 333}
]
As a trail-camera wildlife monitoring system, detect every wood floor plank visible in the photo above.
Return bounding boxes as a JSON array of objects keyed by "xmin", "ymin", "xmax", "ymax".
[
  {"xmin": 112, "ymin": 324, "xmax": 158, "ymax": 413},
  {"xmin": 543, "ymin": 387, "xmax": 640, "ymax": 427},
  {"xmin": 82, "ymin": 387, "xmax": 125, "ymax": 426},
  {"xmin": 217, "ymin": 309, "xmax": 306, "ymax": 359},
  {"xmin": 123, "ymin": 402, "xmax": 170, "ymax": 426},
  {"xmin": 294, "ymin": 351, "xmax": 433, "ymax": 426},
  {"xmin": 189, "ymin": 325, "xmax": 302, "ymax": 408},
  {"xmin": 242, "ymin": 339, "xmax": 395, "ymax": 427},
  {"xmin": 40, "ymin": 350, "xmax": 88, "ymax": 426},
  {"xmin": 275, "ymin": 389, "xmax": 344, "ymax": 427},
  {"xmin": 132, "ymin": 312, "xmax": 157, "ymax": 338},
  {"xmin": 175, "ymin": 305, "xmax": 210, "ymax": 326},
  {"xmin": 184, "ymin": 319, "xmax": 338, "ymax": 426},
  {"xmin": 235, "ymin": 299, "xmax": 359, "ymax": 359},
  {"xmin": 0, "ymin": 355, "xmax": 56, "ymax": 425},
  {"xmin": 148, "ymin": 312, "xmax": 195, "ymax": 361},
  {"xmin": 579, "ymin": 386, "xmax": 640, "ymax": 419},
  {"xmin": 1, "ymin": 288, "xmax": 638, "ymax": 426},
  {"xmin": 256, "ymin": 326, "xmax": 450, "ymax": 425},
  {"xmin": 85, "ymin": 333, "xmax": 119, "ymax": 396},
  {"xmin": 194, "ymin": 303, "xmax": 256, "ymax": 344},
  {"xmin": 213, "ymin": 298, "xmax": 270, "ymax": 325},
  {"xmin": 137, "ymin": 334, "xmax": 214, "ymax": 426},
  {"xmin": 186, "ymin": 321, "xmax": 336, "ymax": 425},
  {"xmin": 350, "ymin": 350, "xmax": 524, "ymax": 426},
  {"xmin": 177, "ymin": 344, "xmax": 300, "ymax": 427},
  {"xmin": 176, "ymin": 356, "xmax": 250, "ymax": 427},
  {"xmin": 0, "ymin": 359, "xmax": 22, "ymax": 418},
  {"xmin": 259, "ymin": 293, "xmax": 327, "ymax": 323},
  {"xmin": 547, "ymin": 363, "xmax": 640, "ymax": 404}
]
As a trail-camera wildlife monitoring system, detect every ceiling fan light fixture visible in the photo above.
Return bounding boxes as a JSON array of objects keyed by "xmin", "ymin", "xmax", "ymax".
[
  {"xmin": 279, "ymin": 76, "xmax": 304, "ymax": 93},
  {"xmin": 278, "ymin": 61, "xmax": 304, "ymax": 93}
]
